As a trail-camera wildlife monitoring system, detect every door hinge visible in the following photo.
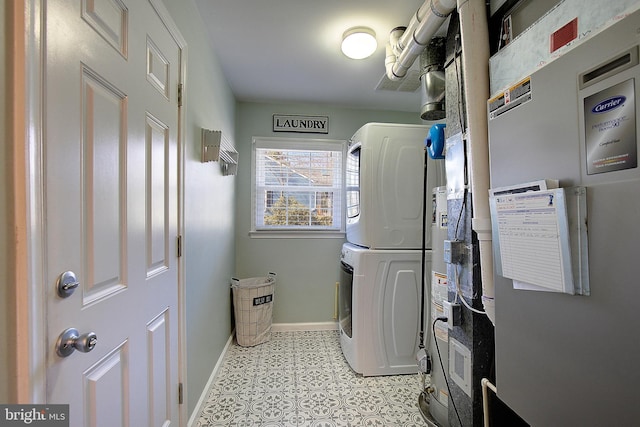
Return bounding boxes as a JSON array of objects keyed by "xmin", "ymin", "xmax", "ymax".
[
  {"xmin": 177, "ymin": 83, "xmax": 183, "ymax": 107},
  {"xmin": 176, "ymin": 235, "xmax": 183, "ymax": 258},
  {"xmin": 178, "ymin": 382, "xmax": 183, "ymax": 405}
]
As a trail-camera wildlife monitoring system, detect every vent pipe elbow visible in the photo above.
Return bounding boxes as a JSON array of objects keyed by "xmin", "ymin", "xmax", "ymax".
[
  {"xmin": 389, "ymin": 26, "xmax": 406, "ymax": 56},
  {"xmin": 386, "ymin": 27, "xmax": 407, "ymax": 81},
  {"xmin": 385, "ymin": 44, "xmax": 401, "ymax": 81}
]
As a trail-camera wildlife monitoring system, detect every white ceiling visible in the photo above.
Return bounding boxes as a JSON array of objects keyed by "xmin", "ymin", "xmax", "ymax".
[{"xmin": 193, "ymin": 0, "xmax": 446, "ymax": 113}]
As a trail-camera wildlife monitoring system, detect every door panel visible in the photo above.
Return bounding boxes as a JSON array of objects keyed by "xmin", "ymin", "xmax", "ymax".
[
  {"xmin": 145, "ymin": 113, "xmax": 170, "ymax": 278},
  {"xmin": 83, "ymin": 342, "xmax": 129, "ymax": 427},
  {"xmin": 81, "ymin": 65, "xmax": 128, "ymax": 304},
  {"xmin": 81, "ymin": 0, "xmax": 128, "ymax": 57},
  {"xmin": 147, "ymin": 310, "xmax": 171, "ymax": 427},
  {"xmin": 146, "ymin": 38, "xmax": 170, "ymax": 99},
  {"xmin": 45, "ymin": 1, "xmax": 181, "ymax": 426}
]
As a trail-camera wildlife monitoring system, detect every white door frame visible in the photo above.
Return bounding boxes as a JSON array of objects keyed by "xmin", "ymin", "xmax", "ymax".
[{"xmin": 13, "ymin": 0, "xmax": 188, "ymax": 423}]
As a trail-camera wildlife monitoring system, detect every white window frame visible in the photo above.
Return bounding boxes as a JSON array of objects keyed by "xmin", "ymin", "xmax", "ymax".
[{"xmin": 250, "ymin": 136, "xmax": 346, "ymax": 238}]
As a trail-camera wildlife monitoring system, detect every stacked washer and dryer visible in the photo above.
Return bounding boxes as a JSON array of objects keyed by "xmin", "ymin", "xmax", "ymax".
[{"xmin": 339, "ymin": 122, "xmax": 444, "ymax": 376}]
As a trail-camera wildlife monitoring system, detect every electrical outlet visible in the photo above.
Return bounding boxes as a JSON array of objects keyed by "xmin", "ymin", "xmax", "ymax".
[{"xmin": 443, "ymin": 300, "xmax": 462, "ymax": 329}]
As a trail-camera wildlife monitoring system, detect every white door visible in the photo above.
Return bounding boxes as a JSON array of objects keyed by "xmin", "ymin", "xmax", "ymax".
[{"xmin": 44, "ymin": 1, "xmax": 182, "ymax": 426}]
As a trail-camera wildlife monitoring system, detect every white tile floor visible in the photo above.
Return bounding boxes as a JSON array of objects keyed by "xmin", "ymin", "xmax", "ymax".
[{"xmin": 195, "ymin": 330, "xmax": 426, "ymax": 426}]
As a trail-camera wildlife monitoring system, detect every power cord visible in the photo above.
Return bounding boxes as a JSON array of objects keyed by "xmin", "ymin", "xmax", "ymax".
[
  {"xmin": 454, "ymin": 266, "xmax": 487, "ymax": 315},
  {"xmin": 433, "ymin": 317, "xmax": 464, "ymax": 427}
]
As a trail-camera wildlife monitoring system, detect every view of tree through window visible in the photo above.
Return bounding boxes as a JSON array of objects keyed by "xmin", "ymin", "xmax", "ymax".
[
  {"xmin": 263, "ymin": 195, "xmax": 333, "ymax": 226},
  {"xmin": 253, "ymin": 138, "xmax": 344, "ymax": 232}
]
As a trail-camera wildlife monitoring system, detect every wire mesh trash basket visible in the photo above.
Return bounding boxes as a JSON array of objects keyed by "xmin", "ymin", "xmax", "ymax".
[{"xmin": 230, "ymin": 272, "xmax": 276, "ymax": 347}]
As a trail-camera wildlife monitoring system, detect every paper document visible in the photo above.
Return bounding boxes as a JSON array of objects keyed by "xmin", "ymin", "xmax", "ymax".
[{"xmin": 491, "ymin": 189, "xmax": 574, "ymax": 294}]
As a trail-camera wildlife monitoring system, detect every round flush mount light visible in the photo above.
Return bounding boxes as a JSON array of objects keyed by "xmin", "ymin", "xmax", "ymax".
[{"xmin": 341, "ymin": 27, "xmax": 377, "ymax": 59}]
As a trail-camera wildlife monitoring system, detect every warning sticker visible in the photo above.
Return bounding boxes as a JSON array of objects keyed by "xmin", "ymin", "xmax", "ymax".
[{"xmin": 489, "ymin": 77, "xmax": 532, "ymax": 120}]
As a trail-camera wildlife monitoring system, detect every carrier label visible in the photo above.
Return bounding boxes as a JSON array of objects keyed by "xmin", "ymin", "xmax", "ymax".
[
  {"xmin": 584, "ymin": 79, "xmax": 636, "ymax": 174},
  {"xmin": 592, "ymin": 96, "xmax": 626, "ymax": 113},
  {"xmin": 253, "ymin": 294, "xmax": 273, "ymax": 306}
]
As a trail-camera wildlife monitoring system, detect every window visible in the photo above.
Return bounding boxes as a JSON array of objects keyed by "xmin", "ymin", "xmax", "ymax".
[{"xmin": 252, "ymin": 137, "xmax": 345, "ymax": 236}]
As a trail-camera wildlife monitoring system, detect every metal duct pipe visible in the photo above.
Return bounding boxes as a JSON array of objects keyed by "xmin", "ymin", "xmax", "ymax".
[
  {"xmin": 419, "ymin": 37, "xmax": 446, "ymax": 120},
  {"xmin": 457, "ymin": 0, "xmax": 495, "ymax": 324},
  {"xmin": 385, "ymin": 0, "xmax": 457, "ymax": 81}
]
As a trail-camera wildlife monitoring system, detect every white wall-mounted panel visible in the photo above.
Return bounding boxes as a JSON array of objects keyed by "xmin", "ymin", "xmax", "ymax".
[
  {"xmin": 449, "ymin": 337, "xmax": 471, "ymax": 397},
  {"xmin": 488, "ymin": 9, "xmax": 640, "ymax": 425},
  {"xmin": 489, "ymin": 0, "xmax": 639, "ymax": 94}
]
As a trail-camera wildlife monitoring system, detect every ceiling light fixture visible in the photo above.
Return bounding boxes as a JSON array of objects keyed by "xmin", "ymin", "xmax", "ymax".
[{"xmin": 341, "ymin": 27, "xmax": 377, "ymax": 60}]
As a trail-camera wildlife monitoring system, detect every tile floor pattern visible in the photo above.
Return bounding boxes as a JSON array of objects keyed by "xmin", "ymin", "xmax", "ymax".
[{"xmin": 196, "ymin": 330, "xmax": 426, "ymax": 427}]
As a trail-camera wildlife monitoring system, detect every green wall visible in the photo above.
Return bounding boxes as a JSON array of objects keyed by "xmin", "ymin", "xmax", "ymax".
[
  {"xmin": 162, "ymin": 0, "xmax": 237, "ymax": 417},
  {"xmin": 235, "ymin": 101, "xmax": 422, "ymax": 323},
  {"xmin": 159, "ymin": 0, "xmax": 427, "ymax": 418}
]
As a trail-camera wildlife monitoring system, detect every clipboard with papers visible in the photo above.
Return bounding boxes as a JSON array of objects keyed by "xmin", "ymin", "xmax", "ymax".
[{"xmin": 489, "ymin": 180, "xmax": 589, "ymax": 295}]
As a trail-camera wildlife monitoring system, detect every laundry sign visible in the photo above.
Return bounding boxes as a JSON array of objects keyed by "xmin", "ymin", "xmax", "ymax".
[{"xmin": 273, "ymin": 114, "xmax": 329, "ymax": 134}]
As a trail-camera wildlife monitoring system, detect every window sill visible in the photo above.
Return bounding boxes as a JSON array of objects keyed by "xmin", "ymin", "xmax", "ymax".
[{"xmin": 249, "ymin": 230, "xmax": 346, "ymax": 239}]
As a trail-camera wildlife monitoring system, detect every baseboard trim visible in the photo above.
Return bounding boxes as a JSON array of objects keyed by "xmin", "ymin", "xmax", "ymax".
[
  {"xmin": 187, "ymin": 331, "xmax": 235, "ymax": 427},
  {"xmin": 271, "ymin": 322, "xmax": 338, "ymax": 332}
]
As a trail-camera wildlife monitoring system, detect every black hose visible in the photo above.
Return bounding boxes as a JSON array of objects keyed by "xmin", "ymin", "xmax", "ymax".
[{"xmin": 419, "ymin": 147, "xmax": 428, "ymax": 349}]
